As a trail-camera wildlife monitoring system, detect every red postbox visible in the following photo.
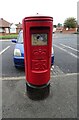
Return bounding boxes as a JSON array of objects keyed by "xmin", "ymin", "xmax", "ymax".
[{"xmin": 23, "ymin": 16, "xmax": 53, "ymax": 100}]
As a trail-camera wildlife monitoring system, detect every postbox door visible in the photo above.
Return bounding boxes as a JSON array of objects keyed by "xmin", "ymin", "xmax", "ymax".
[
  {"xmin": 26, "ymin": 27, "xmax": 51, "ymax": 85},
  {"xmin": 31, "ymin": 36, "xmax": 48, "ymax": 71}
]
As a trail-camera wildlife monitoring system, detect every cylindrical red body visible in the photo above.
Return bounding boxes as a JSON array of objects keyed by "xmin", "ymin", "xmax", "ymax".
[{"xmin": 23, "ymin": 16, "xmax": 53, "ymax": 86}]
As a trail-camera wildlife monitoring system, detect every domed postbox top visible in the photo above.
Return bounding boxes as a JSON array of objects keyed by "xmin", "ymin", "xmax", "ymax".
[{"xmin": 24, "ymin": 15, "xmax": 53, "ymax": 22}]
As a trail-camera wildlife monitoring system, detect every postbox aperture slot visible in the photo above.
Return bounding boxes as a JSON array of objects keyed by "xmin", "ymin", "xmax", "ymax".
[
  {"xmin": 32, "ymin": 33, "xmax": 48, "ymax": 46},
  {"xmin": 30, "ymin": 27, "xmax": 50, "ymax": 46}
]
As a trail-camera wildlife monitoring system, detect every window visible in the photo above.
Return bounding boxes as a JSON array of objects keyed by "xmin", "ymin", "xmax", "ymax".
[
  {"xmin": 0, "ymin": 28, "xmax": 4, "ymax": 33},
  {"xmin": 17, "ymin": 31, "xmax": 23, "ymax": 43}
]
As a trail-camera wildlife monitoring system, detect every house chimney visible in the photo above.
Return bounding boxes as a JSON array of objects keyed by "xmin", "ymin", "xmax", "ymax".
[{"xmin": 1, "ymin": 18, "xmax": 3, "ymax": 20}]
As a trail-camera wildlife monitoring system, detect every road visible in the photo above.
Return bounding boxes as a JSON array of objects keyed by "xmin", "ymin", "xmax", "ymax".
[
  {"xmin": 1, "ymin": 33, "xmax": 78, "ymax": 118},
  {"xmin": 53, "ymin": 33, "xmax": 78, "ymax": 73},
  {"xmin": 1, "ymin": 34, "xmax": 78, "ymax": 78}
]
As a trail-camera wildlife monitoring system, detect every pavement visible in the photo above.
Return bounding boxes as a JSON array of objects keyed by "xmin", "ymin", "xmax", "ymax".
[
  {"xmin": 2, "ymin": 71, "xmax": 77, "ymax": 118},
  {"xmin": 1, "ymin": 33, "xmax": 78, "ymax": 118}
]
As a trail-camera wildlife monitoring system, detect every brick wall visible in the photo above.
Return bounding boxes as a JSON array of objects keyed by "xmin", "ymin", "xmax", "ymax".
[
  {"xmin": 62, "ymin": 28, "xmax": 77, "ymax": 34},
  {"xmin": 55, "ymin": 28, "xmax": 77, "ymax": 34}
]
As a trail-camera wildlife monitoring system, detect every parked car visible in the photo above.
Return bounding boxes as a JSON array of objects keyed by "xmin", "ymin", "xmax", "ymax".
[{"xmin": 12, "ymin": 30, "xmax": 54, "ymax": 68}]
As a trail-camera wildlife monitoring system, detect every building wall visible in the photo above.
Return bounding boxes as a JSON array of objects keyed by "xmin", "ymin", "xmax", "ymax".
[
  {"xmin": 10, "ymin": 28, "xmax": 16, "ymax": 33},
  {"xmin": 0, "ymin": 28, "xmax": 4, "ymax": 33},
  {"xmin": 55, "ymin": 28, "xmax": 77, "ymax": 34},
  {"xmin": 10, "ymin": 24, "xmax": 17, "ymax": 33},
  {"xmin": 5, "ymin": 28, "xmax": 9, "ymax": 33},
  {"xmin": 62, "ymin": 28, "xmax": 77, "ymax": 34},
  {"xmin": 16, "ymin": 28, "xmax": 22, "ymax": 33},
  {"xmin": 77, "ymin": 1, "xmax": 79, "ymax": 25}
]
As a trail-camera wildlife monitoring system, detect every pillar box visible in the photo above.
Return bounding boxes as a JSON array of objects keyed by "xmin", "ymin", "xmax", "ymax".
[{"xmin": 22, "ymin": 16, "xmax": 53, "ymax": 100}]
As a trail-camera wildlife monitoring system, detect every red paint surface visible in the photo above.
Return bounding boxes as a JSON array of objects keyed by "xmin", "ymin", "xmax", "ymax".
[{"xmin": 23, "ymin": 16, "xmax": 53, "ymax": 85}]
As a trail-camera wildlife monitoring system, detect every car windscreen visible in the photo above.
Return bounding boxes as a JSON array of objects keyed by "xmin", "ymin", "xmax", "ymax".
[{"xmin": 17, "ymin": 32, "xmax": 23, "ymax": 43}]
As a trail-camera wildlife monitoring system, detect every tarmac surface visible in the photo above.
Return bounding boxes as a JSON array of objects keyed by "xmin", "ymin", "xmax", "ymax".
[
  {"xmin": 2, "ymin": 71, "xmax": 77, "ymax": 118},
  {"xmin": 1, "ymin": 33, "xmax": 78, "ymax": 118}
]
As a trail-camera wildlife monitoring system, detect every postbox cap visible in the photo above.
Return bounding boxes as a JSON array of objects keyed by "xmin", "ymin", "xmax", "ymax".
[{"xmin": 24, "ymin": 15, "xmax": 53, "ymax": 22}]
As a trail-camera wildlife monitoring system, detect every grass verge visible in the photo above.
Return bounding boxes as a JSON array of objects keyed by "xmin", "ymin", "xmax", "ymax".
[{"xmin": 0, "ymin": 34, "xmax": 18, "ymax": 39}]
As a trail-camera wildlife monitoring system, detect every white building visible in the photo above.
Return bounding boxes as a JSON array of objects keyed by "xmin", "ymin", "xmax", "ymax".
[
  {"xmin": 77, "ymin": 1, "xmax": 79, "ymax": 25},
  {"xmin": 10, "ymin": 23, "xmax": 17, "ymax": 33}
]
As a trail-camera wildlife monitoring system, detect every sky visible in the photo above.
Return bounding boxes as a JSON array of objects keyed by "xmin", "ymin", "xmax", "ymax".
[{"xmin": 0, "ymin": 0, "xmax": 78, "ymax": 25}]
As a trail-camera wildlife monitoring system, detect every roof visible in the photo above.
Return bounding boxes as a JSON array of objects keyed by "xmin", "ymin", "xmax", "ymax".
[
  {"xmin": 16, "ymin": 22, "xmax": 22, "ymax": 29},
  {"xmin": 0, "ymin": 18, "xmax": 11, "ymax": 28},
  {"xmin": 78, "ymin": 25, "xmax": 79, "ymax": 28}
]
